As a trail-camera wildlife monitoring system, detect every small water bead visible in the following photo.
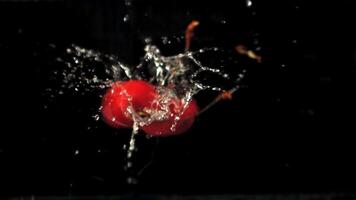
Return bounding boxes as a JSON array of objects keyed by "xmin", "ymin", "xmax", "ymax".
[
  {"xmin": 74, "ymin": 150, "xmax": 79, "ymax": 156},
  {"xmin": 126, "ymin": 177, "xmax": 137, "ymax": 184},
  {"xmin": 161, "ymin": 36, "xmax": 169, "ymax": 45},
  {"xmin": 223, "ymin": 73, "xmax": 230, "ymax": 78},
  {"xmin": 255, "ymin": 46, "xmax": 262, "ymax": 51},
  {"xmin": 127, "ymin": 162, "xmax": 133, "ymax": 168},
  {"xmin": 46, "ymin": 44, "xmax": 56, "ymax": 50},
  {"xmin": 93, "ymin": 114, "xmax": 100, "ymax": 121},
  {"xmin": 124, "ymin": 0, "xmax": 132, "ymax": 7},
  {"xmin": 246, "ymin": 0, "xmax": 253, "ymax": 7},
  {"xmin": 123, "ymin": 14, "xmax": 129, "ymax": 22}
]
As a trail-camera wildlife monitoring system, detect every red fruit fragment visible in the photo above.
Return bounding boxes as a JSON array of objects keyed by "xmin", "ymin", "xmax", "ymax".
[{"xmin": 142, "ymin": 99, "xmax": 199, "ymax": 136}]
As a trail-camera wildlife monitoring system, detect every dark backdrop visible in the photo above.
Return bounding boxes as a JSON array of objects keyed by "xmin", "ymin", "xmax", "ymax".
[{"xmin": 0, "ymin": 0, "xmax": 355, "ymax": 196}]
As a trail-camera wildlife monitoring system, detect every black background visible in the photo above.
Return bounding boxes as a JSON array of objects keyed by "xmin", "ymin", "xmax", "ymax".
[{"xmin": 0, "ymin": 0, "xmax": 356, "ymax": 197}]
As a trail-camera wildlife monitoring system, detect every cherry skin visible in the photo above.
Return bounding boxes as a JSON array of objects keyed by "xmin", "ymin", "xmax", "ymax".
[
  {"xmin": 101, "ymin": 80, "xmax": 156, "ymax": 128},
  {"xmin": 101, "ymin": 80, "xmax": 199, "ymax": 136},
  {"xmin": 101, "ymin": 81, "xmax": 129, "ymax": 128},
  {"xmin": 142, "ymin": 99, "xmax": 199, "ymax": 136}
]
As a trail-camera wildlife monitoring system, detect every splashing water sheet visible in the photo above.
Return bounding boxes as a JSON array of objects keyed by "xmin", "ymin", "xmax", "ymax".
[{"xmin": 48, "ymin": 37, "xmax": 249, "ymax": 184}]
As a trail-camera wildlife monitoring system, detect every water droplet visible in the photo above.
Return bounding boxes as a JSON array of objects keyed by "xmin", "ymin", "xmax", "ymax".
[
  {"xmin": 56, "ymin": 57, "xmax": 63, "ymax": 62},
  {"xmin": 127, "ymin": 162, "xmax": 133, "ymax": 168},
  {"xmin": 74, "ymin": 150, "xmax": 79, "ymax": 156},
  {"xmin": 307, "ymin": 109, "xmax": 315, "ymax": 116},
  {"xmin": 123, "ymin": 14, "xmax": 129, "ymax": 22},
  {"xmin": 125, "ymin": 0, "xmax": 132, "ymax": 6},
  {"xmin": 93, "ymin": 114, "xmax": 100, "ymax": 121},
  {"xmin": 246, "ymin": 0, "xmax": 253, "ymax": 7},
  {"xmin": 161, "ymin": 36, "xmax": 169, "ymax": 45},
  {"xmin": 144, "ymin": 38, "xmax": 152, "ymax": 44},
  {"xmin": 127, "ymin": 177, "xmax": 137, "ymax": 184}
]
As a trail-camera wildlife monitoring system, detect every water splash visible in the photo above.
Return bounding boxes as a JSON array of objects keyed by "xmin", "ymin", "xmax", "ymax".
[{"xmin": 47, "ymin": 42, "xmax": 246, "ymax": 184}]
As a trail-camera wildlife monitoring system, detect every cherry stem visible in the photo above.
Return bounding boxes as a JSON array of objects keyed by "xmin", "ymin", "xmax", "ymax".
[
  {"xmin": 235, "ymin": 45, "xmax": 262, "ymax": 63},
  {"xmin": 196, "ymin": 85, "xmax": 240, "ymax": 117},
  {"xmin": 185, "ymin": 20, "xmax": 200, "ymax": 51},
  {"xmin": 183, "ymin": 21, "xmax": 259, "ymax": 118}
]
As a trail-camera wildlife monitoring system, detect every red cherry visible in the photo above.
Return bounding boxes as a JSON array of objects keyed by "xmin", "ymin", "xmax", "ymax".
[
  {"xmin": 119, "ymin": 80, "xmax": 157, "ymax": 121},
  {"xmin": 101, "ymin": 80, "xmax": 199, "ymax": 136},
  {"xmin": 142, "ymin": 99, "xmax": 199, "ymax": 136},
  {"xmin": 101, "ymin": 80, "xmax": 156, "ymax": 128}
]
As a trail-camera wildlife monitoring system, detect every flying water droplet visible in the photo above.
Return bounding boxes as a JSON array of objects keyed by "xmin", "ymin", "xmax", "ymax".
[
  {"xmin": 246, "ymin": 0, "xmax": 253, "ymax": 7},
  {"xmin": 93, "ymin": 114, "xmax": 100, "ymax": 121},
  {"xmin": 123, "ymin": 14, "xmax": 129, "ymax": 22},
  {"xmin": 74, "ymin": 150, "xmax": 79, "ymax": 156}
]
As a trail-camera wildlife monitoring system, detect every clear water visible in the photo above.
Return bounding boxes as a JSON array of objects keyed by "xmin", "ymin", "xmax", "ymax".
[{"xmin": 45, "ymin": 41, "xmax": 248, "ymax": 184}]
